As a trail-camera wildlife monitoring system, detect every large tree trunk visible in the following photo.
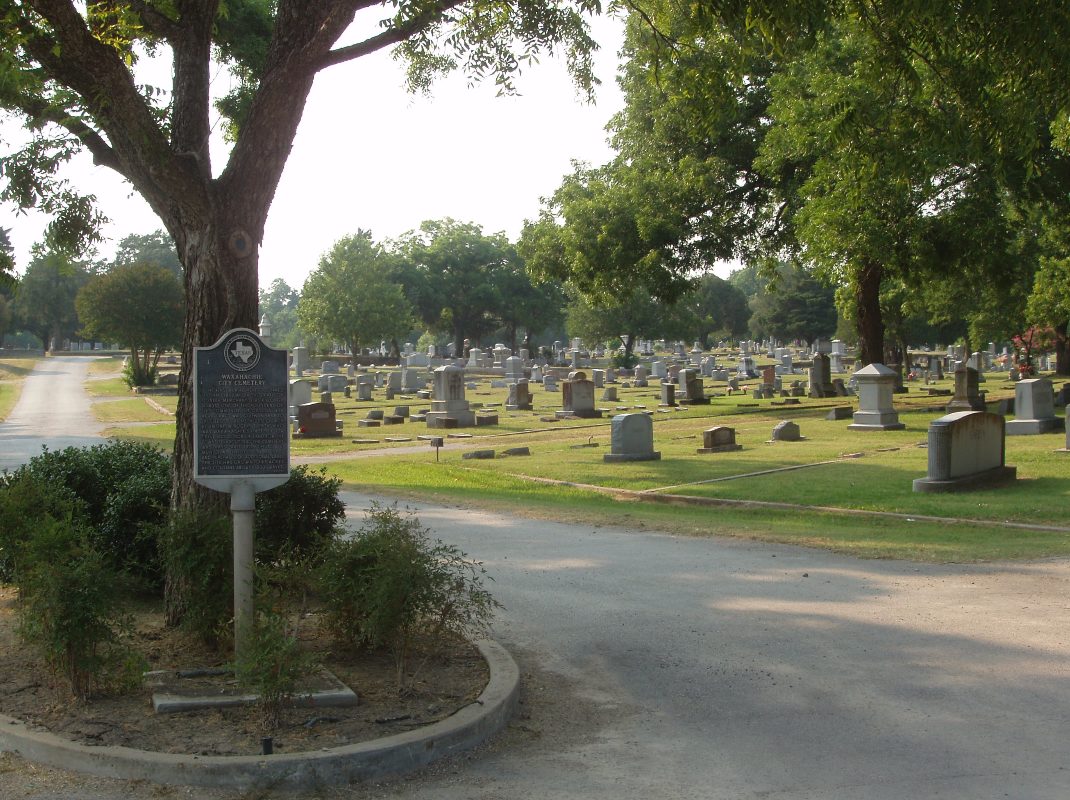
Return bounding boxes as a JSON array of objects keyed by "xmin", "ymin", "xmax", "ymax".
[
  {"xmin": 172, "ymin": 217, "xmax": 261, "ymax": 513},
  {"xmin": 855, "ymin": 260, "xmax": 884, "ymax": 367},
  {"xmin": 166, "ymin": 216, "xmax": 259, "ymax": 628}
]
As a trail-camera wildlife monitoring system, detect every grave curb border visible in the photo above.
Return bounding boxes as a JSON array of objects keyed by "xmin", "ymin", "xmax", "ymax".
[{"xmin": 0, "ymin": 638, "xmax": 518, "ymax": 791}]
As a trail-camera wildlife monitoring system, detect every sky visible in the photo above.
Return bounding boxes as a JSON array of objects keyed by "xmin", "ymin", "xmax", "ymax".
[{"xmin": 3, "ymin": 13, "xmax": 630, "ymax": 293}]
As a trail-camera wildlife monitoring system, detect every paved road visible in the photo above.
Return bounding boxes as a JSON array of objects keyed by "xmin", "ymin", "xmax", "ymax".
[
  {"xmin": 0, "ymin": 356, "xmax": 105, "ymax": 472},
  {"xmin": 338, "ymin": 494, "xmax": 1070, "ymax": 800},
  {"xmin": 3, "ymin": 363, "xmax": 1070, "ymax": 799}
]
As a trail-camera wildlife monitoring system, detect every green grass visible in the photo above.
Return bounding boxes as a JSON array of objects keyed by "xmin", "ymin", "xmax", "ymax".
[
  {"xmin": 0, "ymin": 356, "xmax": 41, "ymax": 421},
  {"xmin": 100, "ymin": 366, "xmax": 1070, "ymax": 561},
  {"xmin": 87, "ymin": 356, "xmax": 124, "ymax": 378},
  {"xmin": 86, "ymin": 377, "xmax": 133, "ymax": 397},
  {"xmin": 322, "ymin": 454, "xmax": 1070, "ymax": 562},
  {"xmin": 93, "ymin": 398, "xmax": 175, "ymax": 423},
  {"xmin": 104, "ymin": 423, "xmax": 176, "ymax": 451}
]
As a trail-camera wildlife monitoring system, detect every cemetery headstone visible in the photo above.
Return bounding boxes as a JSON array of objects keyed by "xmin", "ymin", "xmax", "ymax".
[
  {"xmin": 660, "ymin": 382, "xmax": 677, "ymax": 407},
  {"xmin": 604, "ymin": 413, "xmax": 661, "ymax": 462},
  {"xmin": 506, "ymin": 380, "xmax": 533, "ymax": 411},
  {"xmin": 426, "ymin": 364, "xmax": 476, "ymax": 428},
  {"xmin": 697, "ymin": 426, "xmax": 742, "ymax": 453},
  {"xmin": 848, "ymin": 363, "xmax": 905, "ymax": 430},
  {"xmin": 946, "ymin": 366, "xmax": 986, "ymax": 413},
  {"xmin": 771, "ymin": 420, "xmax": 802, "ymax": 441},
  {"xmin": 913, "ymin": 411, "xmax": 1016, "ymax": 492},
  {"xmin": 677, "ymin": 369, "xmax": 710, "ymax": 404},
  {"xmin": 557, "ymin": 372, "xmax": 601, "ymax": 418},
  {"xmin": 808, "ymin": 353, "xmax": 835, "ymax": 398},
  {"xmin": 1006, "ymin": 378, "xmax": 1059, "ymax": 435},
  {"xmin": 292, "ymin": 346, "xmax": 309, "ymax": 374},
  {"xmin": 295, "ymin": 401, "xmax": 342, "ymax": 437},
  {"xmin": 288, "ymin": 379, "xmax": 312, "ymax": 415}
]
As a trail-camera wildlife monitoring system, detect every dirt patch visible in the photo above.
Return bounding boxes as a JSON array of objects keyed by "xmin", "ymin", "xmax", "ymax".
[{"xmin": 0, "ymin": 586, "xmax": 488, "ymax": 757}]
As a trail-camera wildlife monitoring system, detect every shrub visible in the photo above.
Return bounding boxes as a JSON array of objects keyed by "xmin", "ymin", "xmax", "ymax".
[
  {"xmin": 16, "ymin": 516, "xmax": 144, "ymax": 699},
  {"xmin": 0, "ymin": 469, "xmax": 86, "ymax": 584},
  {"xmin": 234, "ymin": 608, "xmax": 318, "ymax": 731},
  {"xmin": 157, "ymin": 507, "xmax": 233, "ymax": 645},
  {"xmin": 21, "ymin": 440, "xmax": 171, "ymax": 525},
  {"xmin": 98, "ymin": 469, "xmax": 172, "ymax": 594},
  {"xmin": 19, "ymin": 441, "xmax": 171, "ymax": 592},
  {"xmin": 121, "ymin": 357, "xmax": 157, "ymax": 388},
  {"xmin": 254, "ymin": 465, "xmax": 345, "ymax": 565},
  {"xmin": 611, "ymin": 350, "xmax": 639, "ymax": 370},
  {"xmin": 318, "ymin": 503, "xmax": 500, "ymax": 686}
]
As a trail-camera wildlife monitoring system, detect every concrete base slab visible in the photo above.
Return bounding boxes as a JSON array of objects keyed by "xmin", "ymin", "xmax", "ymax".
[
  {"xmin": 603, "ymin": 451, "xmax": 661, "ymax": 463},
  {"xmin": 913, "ymin": 465, "xmax": 1017, "ymax": 493},
  {"xmin": 145, "ymin": 668, "xmax": 357, "ymax": 714},
  {"xmin": 847, "ymin": 422, "xmax": 906, "ymax": 431},
  {"xmin": 1006, "ymin": 418, "xmax": 1061, "ymax": 435}
]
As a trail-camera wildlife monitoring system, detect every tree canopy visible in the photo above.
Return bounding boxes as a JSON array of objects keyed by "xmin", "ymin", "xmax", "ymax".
[
  {"xmin": 297, "ymin": 231, "xmax": 414, "ymax": 356},
  {"xmin": 10, "ymin": 250, "xmax": 89, "ymax": 350},
  {"xmin": 76, "ymin": 262, "xmax": 184, "ymax": 385},
  {"xmin": 0, "ymin": 0, "xmax": 607, "ymax": 507},
  {"xmin": 391, "ymin": 219, "xmax": 515, "ymax": 354}
]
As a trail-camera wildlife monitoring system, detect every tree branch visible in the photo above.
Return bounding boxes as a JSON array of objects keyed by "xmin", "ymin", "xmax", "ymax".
[
  {"xmin": 125, "ymin": 0, "xmax": 182, "ymax": 39},
  {"xmin": 16, "ymin": 96, "xmax": 122, "ymax": 172},
  {"xmin": 316, "ymin": 0, "xmax": 467, "ymax": 71},
  {"xmin": 21, "ymin": 0, "xmax": 209, "ymax": 220}
]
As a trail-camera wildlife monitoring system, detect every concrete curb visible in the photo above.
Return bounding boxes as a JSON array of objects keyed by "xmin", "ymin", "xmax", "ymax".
[{"xmin": 0, "ymin": 638, "xmax": 519, "ymax": 791}]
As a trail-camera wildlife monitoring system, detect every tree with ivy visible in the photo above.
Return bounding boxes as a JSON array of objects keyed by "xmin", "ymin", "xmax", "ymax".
[{"xmin": 0, "ymin": 0, "xmax": 604, "ymax": 508}]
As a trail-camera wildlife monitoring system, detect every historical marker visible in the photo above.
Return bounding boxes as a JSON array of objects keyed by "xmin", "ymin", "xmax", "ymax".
[
  {"xmin": 194, "ymin": 327, "xmax": 289, "ymax": 492},
  {"xmin": 193, "ymin": 327, "xmax": 289, "ymax": 658}
]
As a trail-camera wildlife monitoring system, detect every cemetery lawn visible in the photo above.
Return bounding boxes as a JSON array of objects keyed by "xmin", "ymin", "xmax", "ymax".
[
  {"xmin": 329, "ymin": 455, "xmax": 1070, "ymax": 562},
  {"xmin": 321, "ymin": 399, "xmax": 1070, "ymax": 562},
  {"xmin": 0, "ymin": 356, "xmax": 39, "ymax": 421},
  {"xmin": 103, "ymin": 368, "xmax": 1070, "ymax": 561},
  {"xmin": 92, "ymin": 397, "xmax": 175, "ymax": 423}
]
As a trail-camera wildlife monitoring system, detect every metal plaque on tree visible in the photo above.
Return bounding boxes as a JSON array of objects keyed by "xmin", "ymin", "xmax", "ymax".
[{"xmin": 193, "ymin": 328, "xmax": 289, "ymax": 493}]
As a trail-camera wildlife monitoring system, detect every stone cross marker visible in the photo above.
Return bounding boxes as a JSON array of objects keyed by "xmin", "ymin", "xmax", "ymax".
[{"xmin": 194, "ymin": 328, "xmax": 289, "ymax": 659}]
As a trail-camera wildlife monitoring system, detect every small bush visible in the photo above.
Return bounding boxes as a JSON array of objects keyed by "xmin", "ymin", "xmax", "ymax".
[
  {"xmin": 0, "ymin": 469, "xmax": 86, "ymax": 584},
  {"xmin": 234, "ymin": 608, "xmax": 318, "ymax": 731},
  {"xmin": 19, "ymin": 442, "xmax": 171, "ymax": 589},
  {"xmin": 254, "ymin": 465, "xmax": 345, "ymax": 565},
  {"xmin": 157, "ymin": 507, "xmax": 233, "ymax": 645},
  {"xmin": 16, "ymin": 516, "xmax": 144, "ymax": 699},
  {"xmin": 121, "ymin": 357, "xmax": 156, "ymax": 388},
  {"xmin": 611, "ymin": 350, "xmax": 639, "ymax": 369},
  {"xmin": 97, "ymin": 469, "xmax": 172, "ymax": 594},
  {"xmin": 318, "ymin": 504, "xmax": 500, "ymax": 686}
]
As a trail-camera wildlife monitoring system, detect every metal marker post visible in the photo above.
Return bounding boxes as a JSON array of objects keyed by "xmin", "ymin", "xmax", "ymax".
[{"xmin": 230, "ymin": 480, "xmax": 256, "ymax": 657}]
